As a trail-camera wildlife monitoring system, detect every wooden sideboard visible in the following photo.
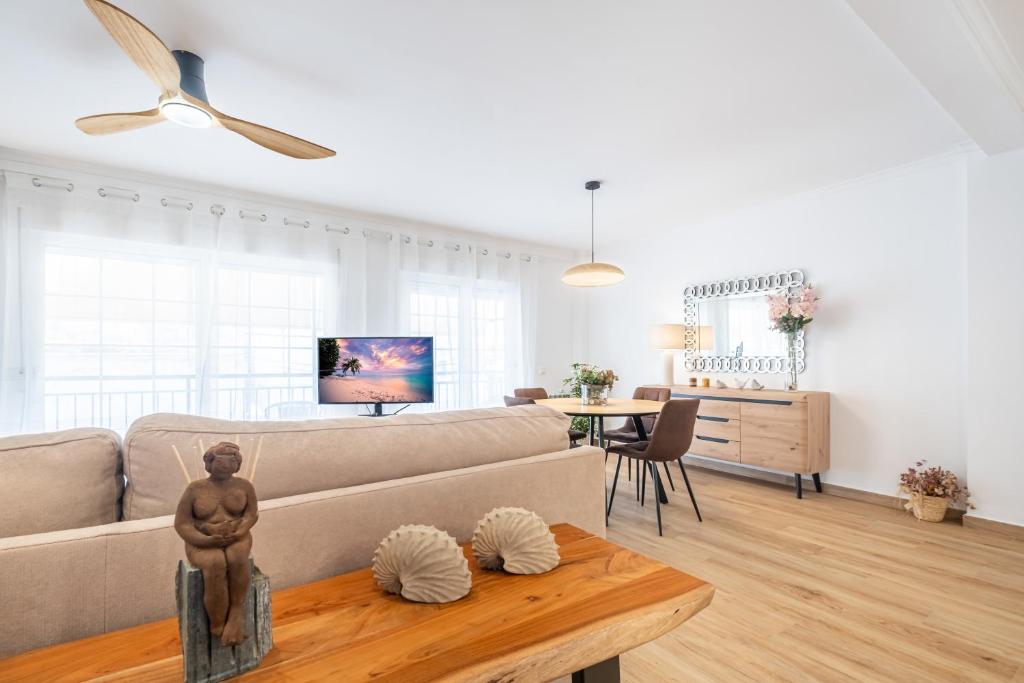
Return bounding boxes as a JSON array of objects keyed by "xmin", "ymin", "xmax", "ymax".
[{"xmin": 666, "ymin": 385, "xmax": 830, "ymax": 498}]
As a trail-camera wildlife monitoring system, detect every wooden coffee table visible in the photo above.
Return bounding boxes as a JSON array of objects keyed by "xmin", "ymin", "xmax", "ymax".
[{"xmin": 0, "ymin": 525, "xmax": 714, "ymax": 682}]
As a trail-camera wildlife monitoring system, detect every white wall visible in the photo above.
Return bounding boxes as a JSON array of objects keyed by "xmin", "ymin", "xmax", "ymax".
[
  {"xmin": 533, "ymin": 256, "xmax": 589, "ymax": 394},
  {"xmin": 584, "ymin": 155, "xmax": 969, "ymax": 497},
  {"xmin": 966, "ymin": 149, "xmax": 1024, "ymax": 526}
]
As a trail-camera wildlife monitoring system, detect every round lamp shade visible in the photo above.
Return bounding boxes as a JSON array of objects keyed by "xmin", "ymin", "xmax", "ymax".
[{"xmin": 561, "ymin": 262, "xmax": 626, "ymax": 287}]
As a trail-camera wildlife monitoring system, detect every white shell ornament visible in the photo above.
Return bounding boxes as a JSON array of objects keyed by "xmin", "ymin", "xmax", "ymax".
[
  {"xmin": 750, "ymin": 379, "xmax": 764, "ymax": 390},
  {"xmin": 472, "ymin": 508, "xmax": 560, "ymax": 574},
  {"xmin": 372, "ymin": 524, "xmax": 471, "ymax": 603},
  {"xmin": 732, "ymin": 378, "xmax": 749, "ymax": 389},
  {"xmin": 714, "ymin": 379, "xmax": 728, "ymax": 388}
]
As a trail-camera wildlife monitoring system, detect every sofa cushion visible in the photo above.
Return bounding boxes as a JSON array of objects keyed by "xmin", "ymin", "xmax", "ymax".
[
  {"xmin": 121, "ymin": 405, "xmax": 571, "ymax": 520},
  {"xmin": 0, "ymin": 428, "xmax": 123, "ymax": 538}
]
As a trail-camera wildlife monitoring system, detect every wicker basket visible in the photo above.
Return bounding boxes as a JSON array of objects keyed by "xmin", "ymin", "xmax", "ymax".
[{"xmin": 909, "ymin": 493, "xmax": 949, "ymax": 522}]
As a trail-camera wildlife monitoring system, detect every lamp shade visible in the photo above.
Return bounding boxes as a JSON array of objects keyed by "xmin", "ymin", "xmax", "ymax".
[
  {"xmin": 695, "ymin": 325, "xmax": 715, "ymax": 351},
  {"xmin": 561, "ymin": 262, "xmax": 626, "ymax": 287},
  {"xmin": 650, "ymin": 324, "xmax": 685, "ymax": 350}
]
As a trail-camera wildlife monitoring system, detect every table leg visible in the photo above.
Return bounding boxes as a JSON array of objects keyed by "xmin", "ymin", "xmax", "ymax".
[
  {"xmin": 632, "ymin": 416, "xmax": 668, "ymax": 504},
  {"xmin": 598, "ymin": 416, "xmax": 605, "ymax": 448},
  {"xmin": 571, "ymin": 656, "xmax": 620, "ymax": 682},
  {"xmin": 589, "ymin": 416, "xmax": 596, "ymax": 446}
]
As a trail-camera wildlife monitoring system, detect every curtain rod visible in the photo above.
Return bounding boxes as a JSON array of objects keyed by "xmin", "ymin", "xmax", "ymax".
[{"xmin": 19, "ymin": 173, "xmax": 538, "ymax": 260}]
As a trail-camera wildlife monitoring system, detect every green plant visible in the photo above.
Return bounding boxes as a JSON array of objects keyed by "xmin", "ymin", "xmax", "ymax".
[
  {"xmin": 318, "ymin": 339, "xmax": 340, "ymax": 377},
  {"xmin": 562, "ymin": 362, "xmax": 619, "ymax": 432}
]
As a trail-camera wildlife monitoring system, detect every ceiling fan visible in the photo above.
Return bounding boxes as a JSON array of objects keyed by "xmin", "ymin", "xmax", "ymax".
[{"xmin": 75, "ymin": 0, "xmax": 335, "ymax": 159}]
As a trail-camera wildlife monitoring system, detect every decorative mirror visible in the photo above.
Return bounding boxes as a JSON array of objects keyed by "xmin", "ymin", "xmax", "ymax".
[{"xmin": 683, "ymin": 269, "xmax": 805, "ymax": 374}]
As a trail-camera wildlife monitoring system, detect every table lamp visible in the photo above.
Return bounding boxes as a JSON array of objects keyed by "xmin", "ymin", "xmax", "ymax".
[
  {"xmin": 650, "ymin": 324, "xmax": 714, "ymax": 385},
  {"xmin": 650, "ymin": 324, "xmax": 684, "ymax": 386}
]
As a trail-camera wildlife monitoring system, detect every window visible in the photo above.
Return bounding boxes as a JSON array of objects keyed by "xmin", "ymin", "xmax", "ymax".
[
  {"xmin": 41, "ymin": 244, "xmax": 326, "ymax": 431},
  {"xmin": 469, "ymin": 287, "xmax": 507, "ymax": 407},
  {"xmin": 408, "ymin": 279, "xmax": 460, "ymax": 410},
  {"xmin": 405, "ymin": 273, "xmax": 516, "ymax": 410},
  {"xmin": 43, "ymin": 248, "xmax": 198, "ymax": 432},
  {"xmin": 210, "ymin": 266, "xmax": 324, "ymax": 420}
]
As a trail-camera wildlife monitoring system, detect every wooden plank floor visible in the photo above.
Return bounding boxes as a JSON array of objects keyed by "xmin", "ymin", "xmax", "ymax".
[{"xmin": 599, "ymin": 462, "xmax": 1024, "ymax": 682}]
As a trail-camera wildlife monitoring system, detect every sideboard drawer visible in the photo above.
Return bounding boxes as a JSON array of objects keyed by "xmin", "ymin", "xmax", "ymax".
[
  {"xmin": 694, "ymin": 417, "xmax": 741, "ymax": 442},
  {"xmin": 689, "ymin": 436, "xmax": 740, "ymax": 462},
  {"xmin": 695, "ymin": 400, "xmax": 741, "ymax": 421}
]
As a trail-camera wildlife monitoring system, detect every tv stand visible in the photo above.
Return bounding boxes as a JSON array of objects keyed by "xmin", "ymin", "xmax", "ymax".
[
  {"xmin": 362, "ymin": 402, "xmax": 385, "ymax": 417},
  {"xmin": 360, "ymin": 403, "xmax": 411, "ymax": 417}
]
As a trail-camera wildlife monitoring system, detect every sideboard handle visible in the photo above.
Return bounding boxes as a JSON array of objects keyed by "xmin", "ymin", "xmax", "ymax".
[{"xmin": 695, "ymin": 435, "xmax": 730, "ymax": 444}]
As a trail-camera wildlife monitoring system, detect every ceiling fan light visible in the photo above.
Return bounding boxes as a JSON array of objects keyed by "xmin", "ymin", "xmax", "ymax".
[
  {"xmin": 159, "ymin": 101, "xmax": 213, "ymax": 128},
  {"xmin": 561, "ymin": 262, "xmax": 626, "ymax": 287}
]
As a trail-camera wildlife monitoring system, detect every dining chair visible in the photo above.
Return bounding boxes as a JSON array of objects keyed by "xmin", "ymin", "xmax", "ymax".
[
  {"xmin": 504, "ymin": 394, "xmax": 587, "ymax": 447},
  {"xmin": 603, "ymin": 386, "xmax": 674, "ymax": 491},
  {"xmin": 513, "ymin": 387, "xmax": 549, "ymax": 400},
  {"xmin": 605, "ymin": 398, "xmax": 702, "ymax": 536}
]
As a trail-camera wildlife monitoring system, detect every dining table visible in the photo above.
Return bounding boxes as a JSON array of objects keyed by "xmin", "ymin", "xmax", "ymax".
[{"xmin": 535, "ymin": 397, "xmax": 670, "ymax": 504}]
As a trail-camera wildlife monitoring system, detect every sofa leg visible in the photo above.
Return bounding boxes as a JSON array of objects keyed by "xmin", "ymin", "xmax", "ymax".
[
  {"xmin": 812, "ymin": 472, "xmax": 822, "ymax": 493},
  {"xmin": 795, "ymin": 473, "xmax": 803, "ymax": 499}
]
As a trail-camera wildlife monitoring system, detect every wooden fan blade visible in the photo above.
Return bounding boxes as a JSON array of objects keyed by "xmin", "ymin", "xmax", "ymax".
[
  {"xmin": 76, "ymin": 108, "xmax": 165, "ymax": 135},
  {"xmin": 216, "ymin": 115, "xmax": 335, "ymax": 159},
  {"xmin": 83, "ymin": 0, "xmax": 180, "ymax": 95}
]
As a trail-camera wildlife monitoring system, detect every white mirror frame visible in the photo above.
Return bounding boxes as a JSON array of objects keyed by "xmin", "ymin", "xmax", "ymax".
[{"xmin": 683, "ymin": 269, "xmax": 805, "ymax": 374}]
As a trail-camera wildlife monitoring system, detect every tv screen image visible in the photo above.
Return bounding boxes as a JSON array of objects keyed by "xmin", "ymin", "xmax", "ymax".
[{"xmin": 317, "ymin": 336, "xmax": 434, "ymax": 405}]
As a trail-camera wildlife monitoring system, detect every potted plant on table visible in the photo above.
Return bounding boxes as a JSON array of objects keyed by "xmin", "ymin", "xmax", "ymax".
[
  {"xmin": 563, "ymin": 363, "xmax": 618, "ymax": 407},
  {"xmin": 898, "ymin": 460, "xmax": 973, "ymax": 522}
]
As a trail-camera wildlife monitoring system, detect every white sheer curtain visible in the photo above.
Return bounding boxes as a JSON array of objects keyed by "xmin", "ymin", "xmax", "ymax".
[
  {"xmin": 393, "ymin": 236, "xmax": 537, "ymax": 410},
  {"xmin": 0, "ymin": 166, "xmax": 540, "ymax": 434}
]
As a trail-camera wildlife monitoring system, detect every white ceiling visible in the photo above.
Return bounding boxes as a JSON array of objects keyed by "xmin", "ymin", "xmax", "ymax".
[{"xmin": 0, "ymin": 1, "xmax": 977, "ymax": 249}]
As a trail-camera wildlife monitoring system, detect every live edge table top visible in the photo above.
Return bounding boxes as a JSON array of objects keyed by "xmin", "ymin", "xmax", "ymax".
[{"xmin": 0, "ymin": 525, "xmax": 714, "ymax": 683}]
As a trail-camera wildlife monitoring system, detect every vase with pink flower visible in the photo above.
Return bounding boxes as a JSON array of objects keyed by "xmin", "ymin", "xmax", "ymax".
[{"xmin": 766, "ymin": 284, "xmax": 819, "ymax": 391}]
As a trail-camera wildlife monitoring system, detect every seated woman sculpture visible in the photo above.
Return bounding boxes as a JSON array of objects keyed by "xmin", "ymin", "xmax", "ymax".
[{"xmin": 174, "ymin": 442, "xmax": 259, "ymax": 646}]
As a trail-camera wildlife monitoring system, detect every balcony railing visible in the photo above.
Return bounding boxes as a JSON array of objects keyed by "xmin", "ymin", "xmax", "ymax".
[{"xmin": 44, "ymin": 374, "xmax": 315, "ymax": 432}]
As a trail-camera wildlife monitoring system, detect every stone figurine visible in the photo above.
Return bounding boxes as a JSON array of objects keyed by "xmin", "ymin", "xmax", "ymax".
[{"xmin": 174, "ymin": 442, "xmax": 260, "ymax": 646}]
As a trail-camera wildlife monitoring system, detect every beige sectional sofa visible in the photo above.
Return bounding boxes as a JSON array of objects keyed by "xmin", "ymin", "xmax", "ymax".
[{"xmin": 0, "ymin": 405, "xmax": 605, "ymax": 658}]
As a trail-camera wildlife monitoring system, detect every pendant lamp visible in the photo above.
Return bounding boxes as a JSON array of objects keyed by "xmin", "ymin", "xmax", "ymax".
[{"xmin": 561, "ymin": 180, "xmax": 625, "ymax": 287}]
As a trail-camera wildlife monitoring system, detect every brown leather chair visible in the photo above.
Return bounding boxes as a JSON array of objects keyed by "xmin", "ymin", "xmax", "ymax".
[
  {"xmin": 513, "ymin": 387, "xmax": 549, "ymax": 400},
  {"xmin": 605, "ymin": 399, "xmax": 702, "ymax": 535},
  {"xmin": 603, "ymin": 386, "xmax": 673, "ymax": 490},
  {"xmin": 504, "ymin": 393, "xmax": 587, "ymax": 447}
]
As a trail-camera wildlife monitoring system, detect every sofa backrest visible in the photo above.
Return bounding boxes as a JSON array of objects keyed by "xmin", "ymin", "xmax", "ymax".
[
  {"xmin": 121, "ymin": 405, "xmax": 571, "ymax": 520},
  {"xmin": 0, "ymin": 428, "xmax": 123, "ymax": 538}
]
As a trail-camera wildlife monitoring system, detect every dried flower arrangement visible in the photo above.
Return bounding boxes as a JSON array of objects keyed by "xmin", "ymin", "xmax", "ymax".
[{"xmin": 898, "ymin": 460, "xmax": 973, "ymax": 522}]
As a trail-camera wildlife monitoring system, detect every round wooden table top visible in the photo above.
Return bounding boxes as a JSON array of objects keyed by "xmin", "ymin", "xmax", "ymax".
[{"xmin": 534, "ymin": 397, "xmax": 665, "ymax": 417}]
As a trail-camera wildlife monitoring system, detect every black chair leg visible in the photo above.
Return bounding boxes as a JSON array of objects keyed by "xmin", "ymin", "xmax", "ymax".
[
  {"xmin": 679, "ymin": 461, "xmax": 702, "ymax": 522},
  {"xmin": 640, "ymin": 461, "xmax": 647, "ymax": 507},
  {"xmin": 662, "ymin": 461, "xmax": 676, "ymax": 491},
  {"xmin": 606, "ymin": 455, "xmax": 623, "ymax": 522},
  {"xmin": 650, "ymin": 461, "xmax": 663, "ymax": 536}
]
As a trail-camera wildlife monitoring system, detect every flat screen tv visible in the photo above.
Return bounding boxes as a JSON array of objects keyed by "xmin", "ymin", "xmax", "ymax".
[{"xmin": 317, "ymin": 336, "xmax": 434, "ymax": 415}]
